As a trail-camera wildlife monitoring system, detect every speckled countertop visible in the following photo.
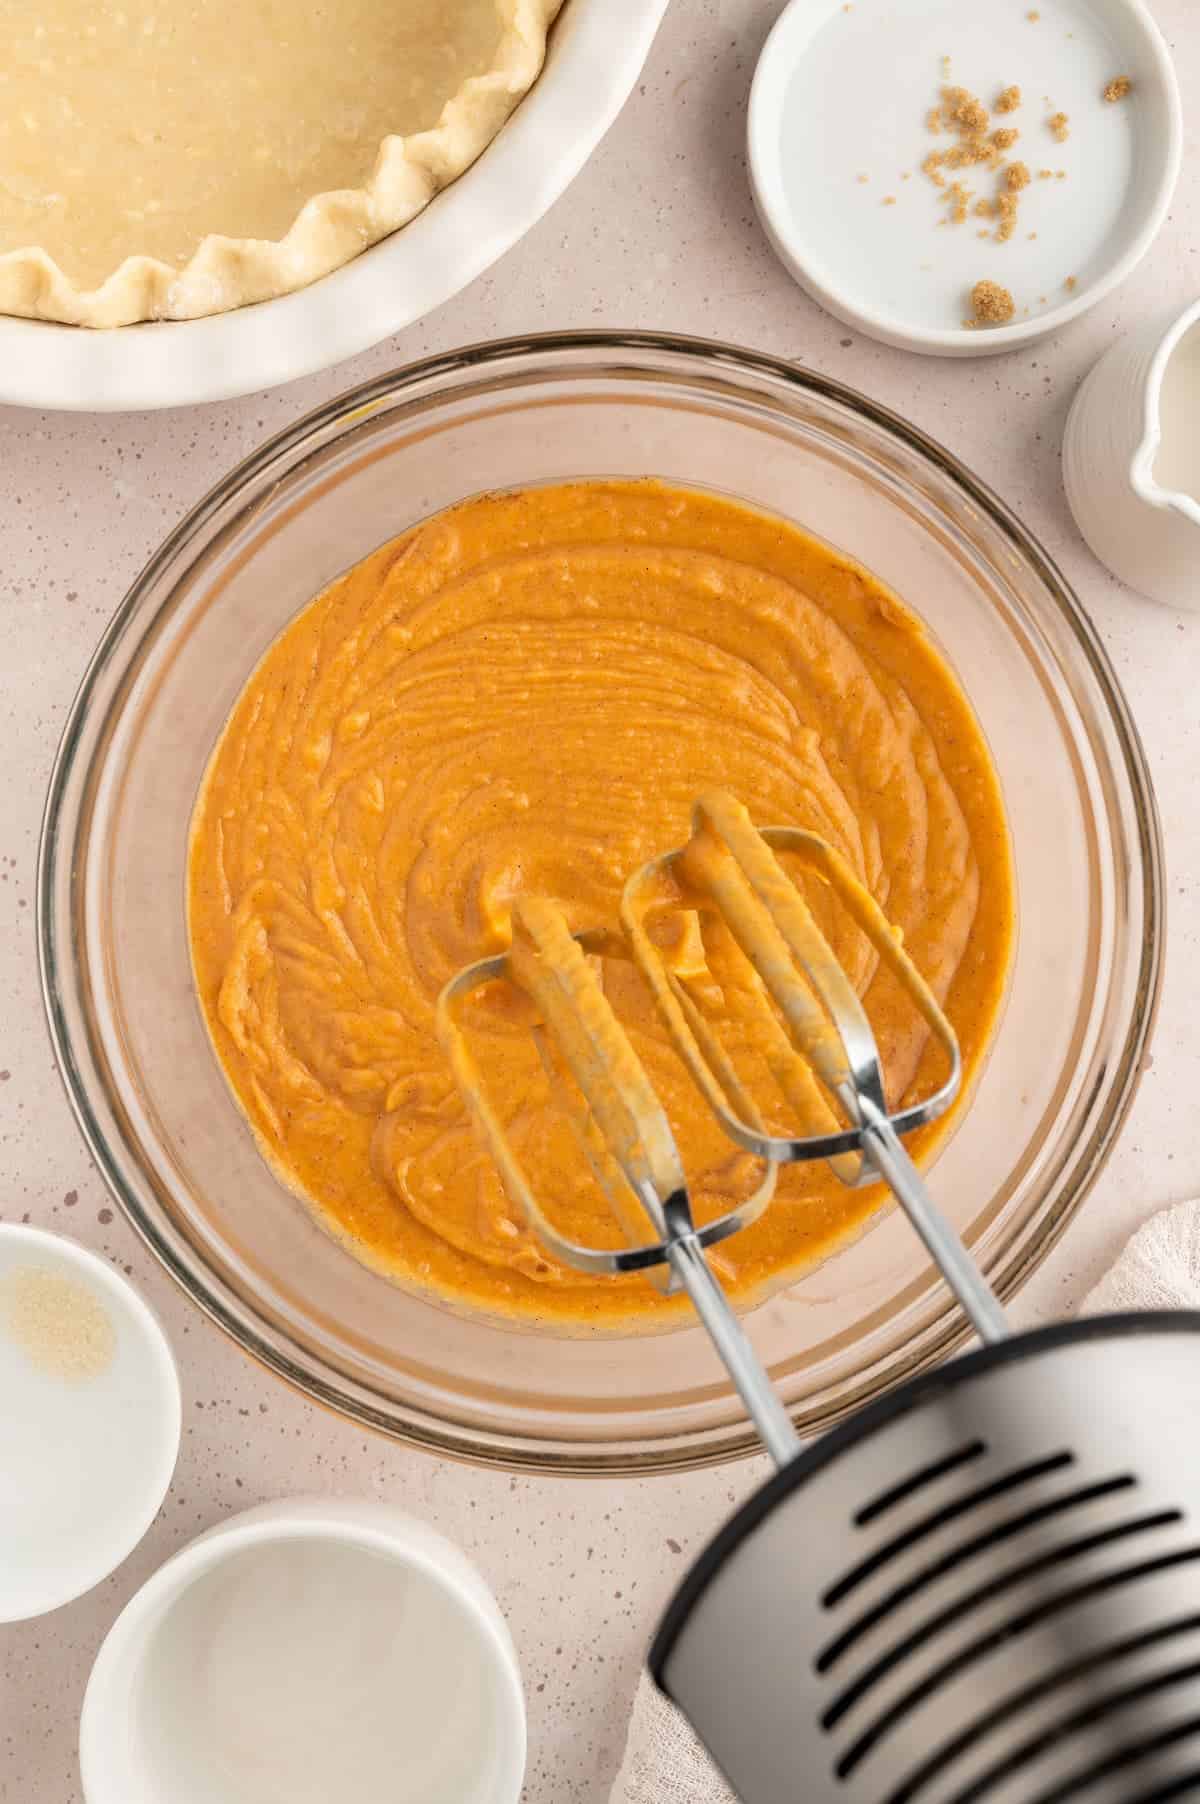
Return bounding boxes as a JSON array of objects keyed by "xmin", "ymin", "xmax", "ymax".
[{"xmin": 1, "ymin": 3, "xmax": 1198, "ymax": 1798}]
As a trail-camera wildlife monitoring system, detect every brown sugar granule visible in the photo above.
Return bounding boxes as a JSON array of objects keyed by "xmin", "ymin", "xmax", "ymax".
[
  {"xmin": 927, "ymin": 106, "xmax": 944, "ymax": 133},
  {"xmin": 1056, "ymin": 169, "xmax": 1067, "ymax": 178},
  {"xmin": 883, "ymin": 195, "xmax": 897, "ymax": 206},
  {"xmin": 856, "ymin": 173, "xmax": 869, "ymax": 183},
  {"xmin": 1026, "ymin": 8, "xmax": 1040, "ymax": 18},
  {"xmin": 1064, "ymin": 274, "xmax": 1077, "ymax": 291},
  {"xmin": 1, "ymin": 1267, "xmax": 117, "ymax": 1381},
  {"xmin": 923, "ymin": 78, "xmax": 1041, "ymax": 242},
  {"xmin": 945, "ymin": 88, "xmax": 989, "ymax": 134},
  {"xmin": 945, "ymin": 180, "xmax": 973, "ymax": 224},
  {"xmin": 929, "ymin": 86, "xmax": 1005, "ymax": 178},
  {"xmin": 996, "ymin": 85, "xmax": 1022, "ymax": 113},
  {"xmin": 968, "ymin": 279, "xmax": 1015, "ymax": 326},
  {"xmin": 944, "ymin": 141, "xmax": 997, "ymax": 170},
  {"xmin": 1038, "ymin": 167, "xmax": 1054, "ymax": 178},
  {"xmin": 1049, "ymin": 111, "xmax": 1070, "ymax": 142},
  {"xmin": 1103, "ymin": 75, "xmax": 1132, "ymax": 103}
]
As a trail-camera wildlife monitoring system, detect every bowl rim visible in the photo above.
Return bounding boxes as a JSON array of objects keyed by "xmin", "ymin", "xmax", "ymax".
[
  {"xmin": 746, "ymin": 0, "xmax": 1184, "ymax": 356},
  {"xmin": 0, "ymin": 0, "xmax": 671, "ymax": 414},
  {"xmin": 36, "ymin": 329, "xmax": 1166, "ymax": 1473}
]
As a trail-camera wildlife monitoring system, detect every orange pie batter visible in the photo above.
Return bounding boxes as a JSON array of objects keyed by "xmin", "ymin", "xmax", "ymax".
[{"xmin": 187, "ymin": 480, "xmax": 1014, "ymax": 1328}]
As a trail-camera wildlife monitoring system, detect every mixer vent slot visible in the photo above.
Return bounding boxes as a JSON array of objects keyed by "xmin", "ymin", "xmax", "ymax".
[
  {"xmin": 823, "ymin": 1451, "xmax": 1075, "ymax": 1609},
  {"xmin": 939, "ymin": 1656, "xmax": 1200, "ymax": 1804},
  {"xmin": 819, "ymin": 1476, "xmax": 1139, "ymax": 1673},
  {"xmin": 825, "ymin": 1509, "xmax": 1179, "ymax": 1733},
  {"xmin": 830, "ymin": 1540, "xmax": 1200, "ymax": 1779},
  {"xmin": 1129, "ymin": 1771, "xmax": 1200, "ymax": 1803},
  {"xmin": 884, "ymin": 1615, "xmax": 1200, "ymax": 1803},
  {"xmin": 855, "ymin": 1441, "xmax": 987, "ymax": 1528},
  {"xmin": 1026, "ymin": 1714, "xmax": 1200, "ymax": 1804}
]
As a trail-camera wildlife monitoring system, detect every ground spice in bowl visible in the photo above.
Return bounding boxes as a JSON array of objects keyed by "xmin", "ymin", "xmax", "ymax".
[{"xmin": 1, "ymin": 1266, "xmax": 116, "ymax": 1380}]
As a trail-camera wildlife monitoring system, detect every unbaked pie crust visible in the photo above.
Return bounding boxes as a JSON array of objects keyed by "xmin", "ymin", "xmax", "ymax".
[{"xmin": 0, "ymin": 0, "xmax": 562, "ymax": 327}]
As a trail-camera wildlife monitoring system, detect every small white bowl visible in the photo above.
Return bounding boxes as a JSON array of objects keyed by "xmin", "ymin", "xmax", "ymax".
[
  {"xmin": 0, "ymin": 0, "xmax": 669, "ymax": 413},
  {"xmin": 748, "ymin": 0, "xmax": 1182, "ymax": 356},
  {"xmin": 0, "ymin": 1224, "xmax": 180, "ymax": 1622},
  {"xmin": 79, "ymin": 1498, "xmax": 526, "ymax": 1804}
]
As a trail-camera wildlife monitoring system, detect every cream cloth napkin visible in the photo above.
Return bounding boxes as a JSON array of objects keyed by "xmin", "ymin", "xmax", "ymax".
[
  {"xmin": 609, "ymin": 1670, "xmax": 737, "ymax": 1804},
  {"xmin": 610, "ymin": 1197, "xmax": 1200, "ymax": 1803}
]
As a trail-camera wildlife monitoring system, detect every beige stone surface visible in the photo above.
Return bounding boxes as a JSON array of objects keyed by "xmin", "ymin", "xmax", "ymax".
[{"xmin": 0, "ymin": 3, "xmax": 1197, "ymax": 1798}]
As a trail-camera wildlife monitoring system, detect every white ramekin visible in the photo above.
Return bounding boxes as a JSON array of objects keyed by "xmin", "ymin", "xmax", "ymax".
[
  {"xmin": 0, "ymin": 1222, "xmax": 180, "ymax": 1623},
  {"xmin": 748, "ymin": 0, "xmax": 1182, "ymax": 357},
  {"xmin": 79, "ymin": 1497, "xmax": 526, "ymax": 1804}
]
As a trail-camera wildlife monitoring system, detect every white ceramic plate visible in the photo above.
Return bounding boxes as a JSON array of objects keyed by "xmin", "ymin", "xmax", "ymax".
[
  {"xmin": 0, "ymin": 0, "xmax": 669, "ymax": 413},
  {"xmin": 748, "ymin": 0, "xmax": 1181, "ymax": 356}
]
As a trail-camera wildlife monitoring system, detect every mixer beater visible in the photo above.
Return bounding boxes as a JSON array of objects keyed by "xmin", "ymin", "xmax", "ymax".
[{"xmin": 439, "ymin": 792, "xmax": 1200, "ymax": 1804}]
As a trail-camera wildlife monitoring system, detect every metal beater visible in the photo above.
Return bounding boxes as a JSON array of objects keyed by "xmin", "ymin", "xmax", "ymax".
[
  {"xmin": 439, "ymin": 792, "xmax": 1200, "ymax": 1804},
  {"xmin": 440, "ymin": 791, "xmax": 1005, "ymax": 1462}
]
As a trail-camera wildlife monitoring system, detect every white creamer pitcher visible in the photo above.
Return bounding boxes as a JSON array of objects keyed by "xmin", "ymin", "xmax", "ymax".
[{"xmin": 1064, "ymin": 298, "xmax": 1200, "ymax": 611}]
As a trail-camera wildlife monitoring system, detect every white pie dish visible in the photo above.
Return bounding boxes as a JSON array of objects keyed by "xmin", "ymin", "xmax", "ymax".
[
  {"xmin": 0, "ymin": 0, "xmax": 668, "ymax": 413},
  {"xmin": 748, "ymin": 0, "xmax": 1182, "ymax": 356}
]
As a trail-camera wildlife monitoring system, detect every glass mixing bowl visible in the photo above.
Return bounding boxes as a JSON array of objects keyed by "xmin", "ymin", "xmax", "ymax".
[{"xmin": 38, "ymin": 334, "xmax": 1163, "ymax": 1474}]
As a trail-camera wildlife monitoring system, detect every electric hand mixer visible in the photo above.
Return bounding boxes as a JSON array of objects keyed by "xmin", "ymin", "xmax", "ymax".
[{"xmin": 440, "ymin": 793, "xmax": 1200, "ymax": 1804}]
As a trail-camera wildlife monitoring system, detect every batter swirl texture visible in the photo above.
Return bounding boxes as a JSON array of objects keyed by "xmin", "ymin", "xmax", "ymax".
[{"xmin": 188, "ymin": 480, "xmax": 1013, "ymax": 1327}]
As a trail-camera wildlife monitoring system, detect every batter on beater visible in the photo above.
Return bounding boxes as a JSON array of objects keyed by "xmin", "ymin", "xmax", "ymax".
[{"xmin": 187, "ymin": 479, "xmax": 1014, "ymax": 1328}]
